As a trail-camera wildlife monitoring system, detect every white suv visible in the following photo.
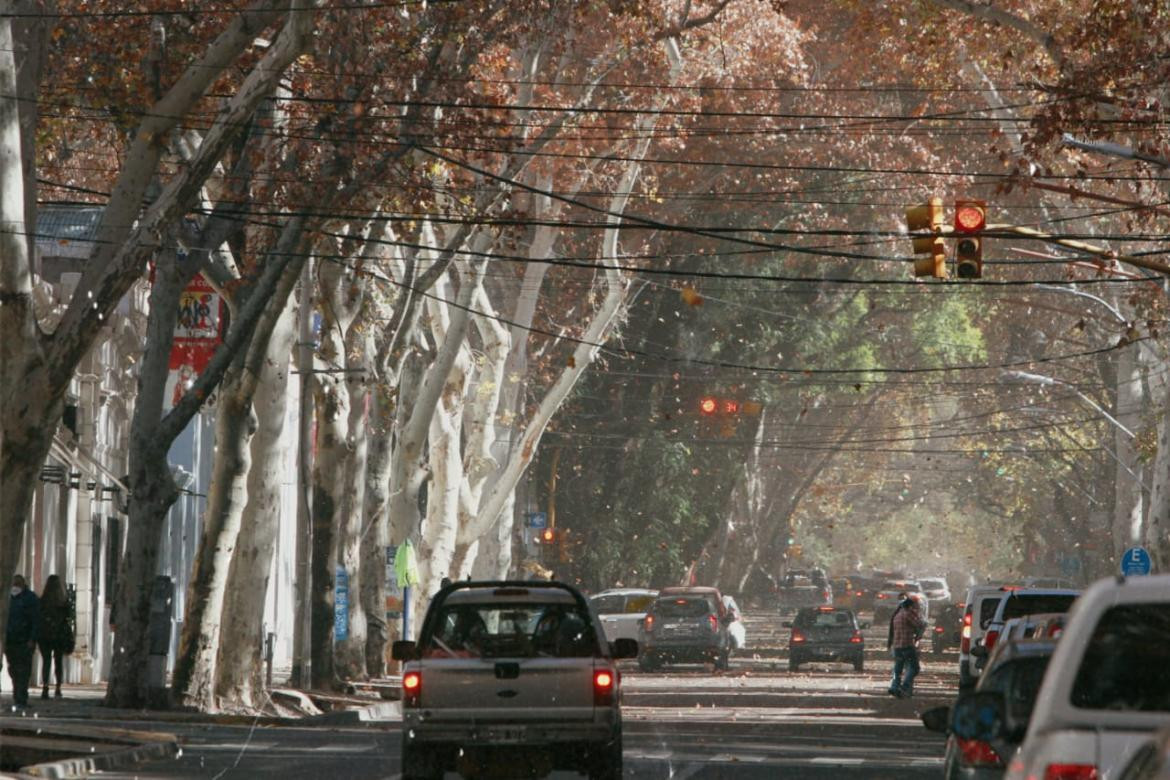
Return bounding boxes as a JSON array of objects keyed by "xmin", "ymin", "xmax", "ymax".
[
  {"xmin": 973, "ymin": 574, "xmax": 1170, "ymax": 780},
  {"xmin": 393, "ymin": 581, "xmax": 637, "ymax": 780}
]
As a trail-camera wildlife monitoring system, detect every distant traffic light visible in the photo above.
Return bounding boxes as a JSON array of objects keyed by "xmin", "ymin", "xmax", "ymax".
[
  {"xmin": 906, "ymin": 197, "xmax": 946, "ymax": 279},
  {"xmin": 539, "ymin": 528, "xmax": 556, "ymax": 544},
  {"xmin": 954, "ymin": 199, "xmax": 986, "ymax": 279},
  {"xmin": 698, "ymin": 397, "xmax": 760, "ymax": 416}
]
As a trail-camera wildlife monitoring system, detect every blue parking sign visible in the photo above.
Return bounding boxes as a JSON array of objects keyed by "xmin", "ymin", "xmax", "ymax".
[
  {"xmin": 527, "ymin": 512, "xmax": 548, "ymax": 529},
  {"xmin": 335, "ymin": 566, "xmax": 349, "ymax": 640},
  {"xmin": 1121, "ymin": 546, "xmax": 1152, "ymax": 577}
]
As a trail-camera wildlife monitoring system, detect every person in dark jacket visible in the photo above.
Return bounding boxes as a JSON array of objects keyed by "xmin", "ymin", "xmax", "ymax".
[
  {"xmin": 5, "ymin": 574, "xmax": 40, "ymax": 708},
  {"xmin": 37, "ymin": 575, "xmax": 72, "ymax": 700}
]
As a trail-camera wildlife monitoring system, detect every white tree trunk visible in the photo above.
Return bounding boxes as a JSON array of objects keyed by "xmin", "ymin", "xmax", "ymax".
[
  {"xmin": 334, "ymin": 326, "xmax": 371, "ymax": 680},
  {"xmin": 1112, "ymin": 342, "xmax": 1145, "ymax": 559},
  {"xmin": 416, "ymin": 270, "xmax": 473, "ymax": 601},
  {"xmin": 455, "ymin": 39, "xmax": 683, "ymax": 555},
  {"xmin": 215, "ymin": 294, "xmax": 296, "ymax": 709},
  {"xmin": 359, "ymin": 386, "xmax": 393, "ymax": 675},
  {"xmin": 1146, "ymin": 359, "xmax": 1170, "ymax": 569}
]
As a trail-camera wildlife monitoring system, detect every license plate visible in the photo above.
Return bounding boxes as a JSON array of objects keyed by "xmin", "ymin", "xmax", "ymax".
[{"xmin": 485, "ymin": 727, "xmax": 527, "ymax": 744}]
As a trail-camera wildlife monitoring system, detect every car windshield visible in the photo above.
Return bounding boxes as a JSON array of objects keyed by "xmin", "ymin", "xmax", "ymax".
[
  {"xmin": 590, "ymin": 595, "xmax": 625, "ymax": 614},
  {"xmin": 1001, "ymin": 594, "xmax": 1077, "ymax": 621},
  {"xmin": 795, "ymin": 609, "xmax": 853, "ymax": 628},
  {"xmin": 979, "ymin": 596, "xmax": 1002, "ymax": 628},
  {"xmin": 1071, "ymin": 603, "xmax": 1170, "ymax": 712},
  {"xmin": 591, "ymin": 594, "xmax": 654, "ymax": 614},
  {"xmin": 421, "ymin": 602, "xmax": 598, "ymax": 659},
  {"xmin": 654, "ymin": 596, "xmax": 713, "ymax": 618}
]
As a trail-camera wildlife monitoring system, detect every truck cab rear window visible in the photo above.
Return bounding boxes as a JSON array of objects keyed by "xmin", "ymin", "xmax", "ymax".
[{"xmin": 422, "ymin": 603, "xmax": 598, "ymax": 659}]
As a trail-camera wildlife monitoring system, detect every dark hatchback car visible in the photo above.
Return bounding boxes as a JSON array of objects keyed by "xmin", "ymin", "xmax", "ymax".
[
  {"xmin": 786, "ymin": 606, "xmax": 867, "ymax": 672},
  {"xmin": 638, "ymin": 586, "xmax": 734, "ymax": 671},
  {"xmin": 922, "ymin": 637, "xmax": 1057, "ymax": 779}
]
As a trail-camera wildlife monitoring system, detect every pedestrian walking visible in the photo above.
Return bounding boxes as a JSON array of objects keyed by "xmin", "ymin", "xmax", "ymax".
[
  {"xmin": 887, "ymin": 595, "xmax": 925, "ymax": 698},
  {"xmin": 5, "ymin": 575, "xmax": 40, "ymax": 709},
  {"xmin": 36, "ymin": 575, "xmax": 73, "ymax": 700}
]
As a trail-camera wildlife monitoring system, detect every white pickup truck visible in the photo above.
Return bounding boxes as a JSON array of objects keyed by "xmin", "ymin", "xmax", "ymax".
[
  {"xmin": 953, "ymin": 574, "xmax": 1170, "ymax": 780},
  {"xmin": 392, "ymin": 581, "xmax": 638, "ymax": 780}
]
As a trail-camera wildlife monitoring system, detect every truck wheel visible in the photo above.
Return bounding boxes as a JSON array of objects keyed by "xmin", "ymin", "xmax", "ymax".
[
  {"xmin": 402, "ymin": 742, "xmax": 441, "ymax": 780},
  {"xmin": 588, "ymin": 730, "xmax": 622, "ymax": 780}
]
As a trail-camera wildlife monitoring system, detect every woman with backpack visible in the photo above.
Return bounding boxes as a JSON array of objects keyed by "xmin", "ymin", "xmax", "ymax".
[{"xmin": 37, "ymin": 575, "xmax": 74, "ymax": 699}]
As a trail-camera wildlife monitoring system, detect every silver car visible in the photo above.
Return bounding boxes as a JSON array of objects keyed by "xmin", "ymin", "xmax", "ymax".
[{"xmin": 393, "ymin": 581, "xmax": 637, "ymax": 780}]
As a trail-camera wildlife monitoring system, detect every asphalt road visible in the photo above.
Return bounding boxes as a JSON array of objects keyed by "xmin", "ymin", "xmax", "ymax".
[{"xmin": 63, "ymin": 614, "xmax": 957, "ymax": 778}]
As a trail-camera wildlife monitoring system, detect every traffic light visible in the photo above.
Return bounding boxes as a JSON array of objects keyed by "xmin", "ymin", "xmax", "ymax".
[
  {"xmin": 698, "ymin": 397, "xmax": 760, "ymax": 416},
  {"xmin": 954, "ymin": 199, "xmax": 986, "ymax": 279},
  {"xmin": 905, "ymin": 196, "xmax": 946, "ymax": 279},
  {"xmin": 539, "ymin": 528, "xmax": 556, "ymax": 544}
]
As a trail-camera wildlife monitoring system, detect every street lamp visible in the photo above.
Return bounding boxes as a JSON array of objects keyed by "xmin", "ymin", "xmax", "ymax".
[{"xmin": 1000, "ymin": 370, "xmax": 1135, "ymax": 439}]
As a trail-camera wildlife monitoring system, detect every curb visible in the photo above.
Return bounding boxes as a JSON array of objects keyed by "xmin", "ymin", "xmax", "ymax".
[
  {"xmin": 6, "ymin": 725, "xmax": 179, "ymax": 779},
  {"xmin": 305, "ymin": 700, "xmax": 401, "ymax": 725}
]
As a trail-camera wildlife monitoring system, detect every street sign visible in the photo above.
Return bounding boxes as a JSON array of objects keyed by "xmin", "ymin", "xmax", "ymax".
[
  {"xmin": 527, "ymin": 512, "xmax": 548, "ymax": 529},
  {"xmin": 1121, "ymin": 546, "xmax": 1152, "ymax": 577},
  {"xmin": 334, "ymin": 566, "xmax": 349, "ymax": 641}
]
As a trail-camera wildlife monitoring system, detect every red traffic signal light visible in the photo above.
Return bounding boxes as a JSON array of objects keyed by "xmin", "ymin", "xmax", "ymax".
[
  {"xmin": 539, "ymin": 528, "xmax": 555, "ymax": 544},
  {"xmin": 699, "ymin": 397, "xmax": 718, "ymax": 415},
  {"xmin": 954, "ymin": 199, "xmax": 986, "ymax": 233}
]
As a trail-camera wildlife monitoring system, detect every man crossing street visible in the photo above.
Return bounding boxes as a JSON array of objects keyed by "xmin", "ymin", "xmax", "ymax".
[{"xmin": 887, "ymin": 595, "xmax": 925, "ymax": 699}]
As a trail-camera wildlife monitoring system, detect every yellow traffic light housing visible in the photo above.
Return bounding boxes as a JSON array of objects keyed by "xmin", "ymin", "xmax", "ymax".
[{"xmin": 906, "ymin": 197, "xmax": 946, "ymax": 279}]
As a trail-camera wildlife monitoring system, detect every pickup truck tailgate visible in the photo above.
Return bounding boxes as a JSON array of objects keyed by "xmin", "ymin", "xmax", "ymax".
[{"xmin": 420, "ymin": 657, "xmax": 596, "ymax": 721}]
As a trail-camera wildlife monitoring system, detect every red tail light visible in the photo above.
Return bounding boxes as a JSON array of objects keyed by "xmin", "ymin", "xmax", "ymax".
[
  {"xmin": 1043, "ymin": 765, "xmax": 1098, "ymax": 780},
  {"xmin": 855, "ymin": 590, "xmax": 863, "ymax": 597},
  {"xmin": 983, "ymin": 629, "xmax": 1000, "ymax": 652},
  {"xmin": 934, "ymin": 626, "xmax": 945, "ymax": 634},
  {"xmin": 403, "ymin": 671, "xmax": 422, "ymax": 708},
  {"xmin": 849, "ymin": 631, "xmax": 863, "ymax": 644},
  {"xmin": 957, "ymin": 738, "xmax": 1003, "ymax": 767},
  {"xmin": 708, "ymin": 614, "xmax": 719, "ymax": 633},
  {"xmin": 876, "ymin": 593, "xmax": 889, "ymax": 600},
  {"xmin": 643, "ymin": 614, "xmax": 655, "ymax": 632},
  {"xmin": 594, "ymin": 668, "xmax": 616, "ymax": 706},
  {"xmin": 791, "ymin": 629, "xmax": 806, "ymax": 644},
  {"xmin": 960, "ymin": 610, "xmax": 973, "ymax": 654}
]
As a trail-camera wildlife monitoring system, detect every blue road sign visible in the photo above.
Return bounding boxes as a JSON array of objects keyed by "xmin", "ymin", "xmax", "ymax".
[
  {"xmin": 1121, "ymin": 546, "xmax": 1152, "ymax": 577},
  {"xmin": 334, "ymin": 566, "xmax": 350, "ymax": 641},
  {"xmin": 527, "ymin": 512, "xmax": 548, "ymax": 529}
]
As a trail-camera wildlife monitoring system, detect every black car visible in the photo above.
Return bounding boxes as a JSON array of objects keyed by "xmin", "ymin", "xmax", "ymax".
[
  {"xmin": 932, "ymin": 601, "xmax": 964, "ymax": 654},
  {"xmin": 786, "ymin": 606, "xmax": 867, "ymax": 672}
]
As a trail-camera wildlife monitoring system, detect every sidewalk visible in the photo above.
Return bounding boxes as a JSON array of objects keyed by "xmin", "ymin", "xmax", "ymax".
[
  {"xmin": 0, "ymin": 682, "xmax": 401, "ymax": 778},
  {"xmin": 2, "ymin": 682, "xmax": 401, "ymax": 726}
]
